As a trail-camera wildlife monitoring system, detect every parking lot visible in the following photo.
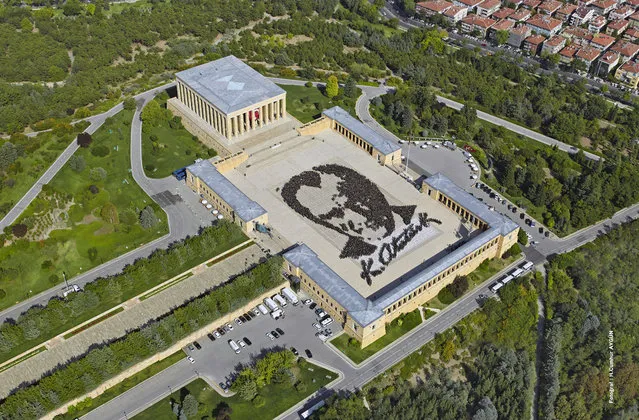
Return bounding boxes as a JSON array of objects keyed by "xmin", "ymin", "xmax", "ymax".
[
  {"xmin": 181, "ymin": 295, "xmax": 342, "ymax": 393},
  {"xmin": 401, "ymin": 141, "xmax": 477, "ymax": 190}
]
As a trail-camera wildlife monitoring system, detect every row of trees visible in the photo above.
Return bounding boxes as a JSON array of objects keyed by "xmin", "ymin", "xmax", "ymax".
[
  {"xmin": 231, "ymin": 349, "xmax": 299, "ymax": 403},
  {"xmin": 537, "ymin": 221, "xmax": 639, "ymax": 419},
  {"xmin": 0, "ymin": 256, "xmax": 284, "ymax": 419},
  {"xmin": 318, "ymin": 275, "xmax": 539, "ymax": 419},
  {"xmin": 0, "ymin": 222, "xmax": 247, "ymax": 363}
]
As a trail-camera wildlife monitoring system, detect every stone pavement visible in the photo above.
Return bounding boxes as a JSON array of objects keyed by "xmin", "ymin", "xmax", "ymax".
[{"xmin": 0, "ymin": 245, "xmax": 264, "ymax": 399}]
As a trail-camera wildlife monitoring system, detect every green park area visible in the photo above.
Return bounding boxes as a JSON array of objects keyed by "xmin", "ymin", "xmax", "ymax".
[
  {"xmin": 331, "ymin": 309, "xmax": 422, "ymax": 364},
  {"xmin": 279, "ymin": 82, "xmax": 360, "ymax": 124},
  {"xmin": 0, "ymin": 110, "xmax": 168, "ymax": 310},
  {"xmin": 0, "ymin": 123, "xmax": 88, "ymax": 220},
  {"xmin": 136, "ymin": 352, "xmax": 336, "ymax": 420},
  {"xmin": 140, "ymin": 95, "xmax": 216, "ymax": 178},
  {"xmin": 62, "ymin": 350, "xmax": 185, "ymax": 420}
]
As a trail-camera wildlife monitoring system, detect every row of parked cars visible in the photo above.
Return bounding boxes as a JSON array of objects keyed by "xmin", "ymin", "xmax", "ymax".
[{"xmin": 307, "ymin": 302, "xmax": 334, "ymax": 341}]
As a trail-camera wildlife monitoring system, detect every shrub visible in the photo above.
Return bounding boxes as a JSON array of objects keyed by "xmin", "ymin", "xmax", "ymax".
[
  {"xmin": 89, "ymin": 167, "xmax": 107, "ymax": 182},
  {"xmin": 90, "ymin": 145, "xmax": 110, "ymax": 157},
  {"xmin": 252, "ymin": 395, "xmax": 266, "ymax": 407},
  {"xmin": 144, "ymin": 164, "xmax": 156, "ymax": 172},
  {"xmin": 504, "ymin": 243, "xmax": 522, "ymax": 258},
  {"xmin": 294, "ymin": 381, "xmax": 307, "ymax": 392},
  {"xmin": 0, "ymin": 289, "xmax": 6, "ymax": 300},
  {"xmin": 11, "ymin": 224, "xmax": 27, "ymax": 238},
  {"xmin": 77, "ymin": 132, "xmax": 92, "ymax": 148},
  {"xmin": 437, "ymin": 286, "xmax": 455, "ymax": 304},
  {"xmin": 123, "ymin": 98, "xmax": 137, "ymax": 110},
  {"xmin": 448, "ymin": 276, "xmax": 469, "ymax": 299},
  {"xmin": 48, "ymin": 274, "xmax": 59, "ymax": 284},
  {"xmin": 88, "ymin": 185, "xmax": 99, "ymax": 194},
  {"xmin": 305, "ymin": 81, "xmax": 313, "ymax": 88},
  {"xmin": 41, "ymin": 260, "xmax": 53, "ymax": 270},
  {"xmin": 139, "ymin": 206, "xmax": 157, "ymax": 229},
  {"xmin": 69, "ymin": 155, "xmax": 86, "ymax": 172}
]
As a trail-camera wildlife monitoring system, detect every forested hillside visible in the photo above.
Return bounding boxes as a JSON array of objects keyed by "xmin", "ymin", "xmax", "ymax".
[{"xmin": 538, "ymin": 222, "xmax": 639, "ymax": 419}]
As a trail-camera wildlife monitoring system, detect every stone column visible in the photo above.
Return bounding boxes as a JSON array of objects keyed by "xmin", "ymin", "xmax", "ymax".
[
  {"xmin": 238, "ymin": 114, "xmax": 244, "ymax": 135},
  {"xmin": 261, "ymin": 104, "xmax": 266, "ymax": 126},
  {"xmin": 281, "ymin": 97, "xmax": 286, "ymax": 117},
  {"xmin": 274, "ymin": 100, "xmax": 280, "ymax": 120}
]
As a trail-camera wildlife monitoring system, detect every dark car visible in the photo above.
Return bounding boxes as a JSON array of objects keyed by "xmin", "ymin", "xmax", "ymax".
[
  {"xmin": 512, "ymin": 207, "xmax": 517, "ymax": 214},
  {"xmin": 520, "ymin": 213, "xmax": 525, "ymax": 220},
  {"xmin": 271, "ymin": 330, "xmax": 279, "ymax": 338},
  {"xmin": 193, "ymin": 341, "xmax": 201, "ymax": 350},
  {"xmin": 245, "ymin": 312, "xmax": 254, "ymax": 319},
  {"xmin": 243, "ymin": 337, "xmax": 252, "ymax": 346},
  {"xmin": 239, "ymin": 315, "xmax": 247, "ymax": 323},
  {"xmin": 207, "ymin": 333, "xmax": 216, "ymax": 342},
  {"xmin": 276, "ymin": 328, "xmax": 285, "ymax": 336},
  {"xmin": 544, "ymin": 231, "xmax": 550, "ymax": 237},
  {"xmin": 218, "ymin": 328, "xmax": 226, "ymax": 336},
  {"xmin": 305, "ymin": 349, "xmax": 313, "ymax": 358},
  {"xmin": 538, "ymin": 227, "xmax": 544, "ymax": 234},
  {"xmin": 309, "ymin": 302, "xmax": 317, "ymax": 310},
  {"xmin": 290, "ymin": 347, "xmax": 299, "ymax": 356},
  {"xmin": 219, "ymin": 382, "xmax": 228, "ymax": 393}
]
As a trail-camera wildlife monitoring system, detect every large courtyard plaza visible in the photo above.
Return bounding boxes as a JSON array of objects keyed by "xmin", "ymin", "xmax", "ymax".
[{"xmin": 226, "ymin": 129, "xmax": 472, "ymax": 297}]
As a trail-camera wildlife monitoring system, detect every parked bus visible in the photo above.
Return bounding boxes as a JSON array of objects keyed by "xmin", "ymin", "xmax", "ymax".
[
  {"xmin": 300, "ymin": 400, "xmax": 326, "ymax": 419},
  {"xmin": 273, "ymin": 294, "xmax": 288, "ymax": 307},
  {"xmin": 228, "ymin": 339, "xmax": 240, "ymax": 354},
  {"xmin": 281, "ymin": 287, "xmax": 299, "ymax": 305},
  {"xmin": 521, "ymin": 261, "xmax": 534, "ymax": 271},
  {"xmin": 510, "ymin": 268, "xmax": 524, "ymax": 278},
  {"xmin": 501, "ymin": 275, "xmax": 514, "ymax": 285},
  {"xmin": 489, "ymin": 281, "xmax": 503, "ymax": 293},
  {"xmin": 264, "ymin": 297, "xmax": 279, "ymax": 312}
]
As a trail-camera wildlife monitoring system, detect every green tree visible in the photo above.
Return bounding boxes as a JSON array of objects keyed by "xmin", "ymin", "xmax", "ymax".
[
  {"xmin": 89, "ymin": 167, "xmax": 107, "ymax": 182},
  {"xmin": 326, "ymin": 75, "xmax": 339, "ymax": 99},
  {"xmin": 100, "ymin": 202, "xmax": 119, "ymax": 224},
  {"xmin": 0, "ymin": 142, "xmax": 18, "ymax": 171},
  {"xmin": 139, "ymin": 206, "xmax": 158, "ymax": 229},
  {"xmin": 518, "ymin": 229, "xmax": 528, "ymax": 246},
  {"xmin": 181, "ymin": 394, "xmax": 198, "ymax": 417},
  {"xmin": 123, "ymin": 98, "xmax": 137, "ymax": 111},
  {"xmin": 68, "ymin": 155, "xmax": 86, "ymax": 172},
  {"xmin": 20, "ymin": 18, "xmax": 32, "ymax": 32},
  {"xmin": 87, "ymin": 247, "xmax": 98, "ymax": 261},
  {"xmin": 495, "ymin": 30, "xmax": 509, "ymax": 46},
  {"xmin": 141, "ymin": 100, "xmax": 169, "ymax": 127},
  {"xmin": 344, "ymin": 77, "xmax": 357, "ymax": 99},
  {"xmin": 63, "ymin": 0, "xmax": 84, "ymax": 16}
]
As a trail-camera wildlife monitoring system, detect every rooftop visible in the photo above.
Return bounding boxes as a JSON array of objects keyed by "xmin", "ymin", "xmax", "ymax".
[
  {"xmin": 462, "ymin": 15, "xmax": 497, "ymax": 28},
  {"xmin": 619, "ymin": 60, "xmax": 639, "ymax": 74},
  {"xmin": 444, "ymin": 5, "xmax": 468, "ymax": 16},
  {"xmin": 492, "ymin": 19, "xmax": 515, "ymax": 31},
  {"xmin": 525, "ymin": 34, "xmax": 547, "ymax": 45},
  {"xmin": 576, "ymin": 46, "xmax": 601, "ymax": 62},
  {"xmin": 607, "ymin": 19, "xmax": 630, "ymax": 31},
  {"xmin": 599, "ymin": 51, "xmax": 620, "ymax": 64},
  {"xmin": 176, "ymin": 56, "xmax": 285, "ymax": 115},
  {"xmin": 478, "ymin": 0, "xmax": 500, "ymax": 9},
  {"xmin": 417, "ymin": 0, "xmax": 453, "ymax": 12},
  {"xmin": 527, "ymin": 14, "xmax": 562, "ymax": 30},
  {"xmin": 492, "ymin": 7, "xmax": 516, "ymax": 19},
  {"xmin": 455, "ymin": 0, "xmax": 485, "ymax": 7},
  {"xmin": 590, "ymin": 32, "xmax": 616, "ymax": 47},
  {"xmin": 538, "ymin": 0, "xmax": 562, "ymax": 13},
  {"xmin": 545, "ymin": 35, "xmax": 566, "ymax": 47},
  {"xmin": 611, "ymin": 41, "xmax": 639, "ymax": 57},
  {"xmin": 322, "ymin": 106, "xmax": 401, "ymax": 156},
  {"xmin": 186, "ymin": 159, "xmax": 267, "ymax": 222},
  {"xmin": 509, "ymin": 9, "xmax": 532, "ymax": 21}
]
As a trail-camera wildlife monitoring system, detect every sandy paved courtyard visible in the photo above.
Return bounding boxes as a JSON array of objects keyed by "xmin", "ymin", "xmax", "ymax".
[{"xmin": 227, "ymin": 130, "xmax": 472, "ymax": 297}]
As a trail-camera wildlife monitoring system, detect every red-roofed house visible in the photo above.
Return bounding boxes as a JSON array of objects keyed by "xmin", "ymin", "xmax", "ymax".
[
  {"xmin": 508, "ymin": 25, "xmax": 532, "ymax": 47},
  {"xmin": 625, "ymin": 28, "xmax": 639, "ymax": 42},
  {"xmin": 607, "ymin": 20, "xmax": 630, "ymax": 37},
  {"xmin": 590, "ymin": 0, "xmax": 617, "ymax": 17},
  {"xmin": 615, "ymin": 60, "xmax": 639, "ymax": 89},
  {"xmin": 461, "ymin": 15, "xmax": 496, "ymax": 37},
  {"xmin": 570, "ymin": 7, "xmax": 595, "ymax": 26},
  {"xmin": 443, "ymin": 5, "xmax": 469, "ymax": 23},
  {"xmin": 589, "ymin": 15, "xmax": 607, "ymax": 33},
  {"xmin": 509, "ymin": 9, "xmax": 532, "ymax": 22},
  {"xmin": 476, "ymin": 0, "xmax": 501, "ymax": 17},
  {"xmin": 595, "ymin": 51, "xmax": 620, "ymax": 76},
  {"xmin": 538, "ymin": 0, "xmax": 562, "ymax": 15},
  {"xmin": 609, "ymin": 6, "xmax": 634, "ymax": 22},
  {"xmin": 559, "ymin": 44, "xmax": 580, "ymax": 63},
  {"xmin": 527, "ymin": 14, "xmax": 563, "ymax": 37},
  {"xmin": 610, "ymin": 41, "xmax": 639, "ymax": 63},
  {"xmin": 562, "ymin": 27, "xmax": 594, "ymax": 46},
  {"xmin": 492, "ymin": 8, "xmax": 516, "ymax": 20},
  {"xmin": 542, "ymin": 35, "xmax": 566, "ymax": 55},
  {"xmin": 576, "ymin": 46, "xmax": 601, "ymax": 69},
  {"xmin": 555, "ymin": 4, "xmax": 578, "ymax": 21},
  {"xmin": 630, "ymin": 12, "xmax": 639, "ymax": 29},
  {"xmin": 416, "ymin": 1, "xmax": 454, "ymax": 16},
  {"xmin": 590, "ymin": 32, "xmax": 616, "ymax": 50},
  {"xmin": 522, "ymin": 0, "xmax": 542, "ymax": 9},
  {"xmin": 489, "ymin": 18, "xmax": 516, "ymax": 37},
  {"xmin": 523, "ymin": 34, "xmax": 547, "ymax": 55},
  {"xmin": 453, "ymin": 0, "xmax": 485, "ymax": 12}
]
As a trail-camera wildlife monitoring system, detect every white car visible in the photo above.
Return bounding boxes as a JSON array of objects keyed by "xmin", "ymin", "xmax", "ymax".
[
  {"xmin": 266, "ymin": 332, "xmax": 275, "ymax": 340},
  {"xmin": 433, "ymin": 144, "xmax": 440, "ymax": 149},
  {"xmin": 303, "ymin": 299, "xmax": 313, "ymax": 305},
  {"xmin": 63, "ymin": 284, "xmax": 81, "ymax": 297},
  {"xmin": 235, "ymin": 317, "xmax": 243, "ymax": 325},
  {"xmin": 312, "ymin": 323, "xmax": 322, "ymax": 330},
  {"xmin": 253, "ymin": 308, "xmax": 260, "ymax": 316},
  {"xmin": 238, "ymin": 340, "xmax": 246, "ymax": 348},
  {"xmin": 226, "ymin": 323, "xmax": 233, "ymax": 331},
  {"xmin": 187, "ymin": 356, "xmax": 195, "ymax": 364},
  {"xmin": 398, "ymin": 140, "xmax": 406, "ymax": 144},
  {"xmin": 420, "ymin": 144, "xmax": 428, "ymax": 149},
  {"xmin": 470, "ymin": 174, "xmax": 478, "ymax": 180}
]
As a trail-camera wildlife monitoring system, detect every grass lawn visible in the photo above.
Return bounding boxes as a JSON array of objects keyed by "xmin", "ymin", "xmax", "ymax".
[
  {"xmin": 62, "ymin": 350, "xmax": 185, "ymax": 420},
  {"xmin": 278, "ymin": 84, "xmax": 360, "ymax": 123},
  {"xmin": 331, "ymin": 309, "xmax": 422, "ymax": 364},
  {"xmin": 0, "ymin": 130, "xmax": 78, "ymax": 219},
  {"xmin": 135, "ymin": 361, "xmax": 337, "ymax": 420},
  {"xmin": 0, "ymin": 109, "xmax": 168, "ymax": 311},
  {"xmin": 142, "ymin": 97, "xmax": 216, "ymax": 178}
]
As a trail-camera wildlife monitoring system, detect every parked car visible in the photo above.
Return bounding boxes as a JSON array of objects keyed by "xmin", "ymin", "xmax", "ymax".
[
  {"xmin": 243, "ymin": 337, "xmax": 252, "ymax": 346},
  {"xmin": 276, "ymin": 327, "xmax": 285, "ymax": 336},
  {"xmin": 187, "ymin": 356, "xmax": 195, "ymax": 364},
  {"xmin": 312, "ymin": 322, "xmax": 322, "ymax": 330},
  {"xmin": 238, "ymin": 340, "xmax": 246, "ymax": 348},
  {"xmin": 309, "ymin": 302, "xmax": 317, "ymax": 310},
  {"xmin": 193, "ymin": 341, "xmax": 201, "ymax": 350},
  {"xmin": 266, "ymin": 332, "xmax": 275, "ymax": 340},
  {"xmin": 305, "ymin": 349, "xmax": 313, "ymax": 358},
  {"xmin": 271, "ymin": 330, "xmax": 279, "ymax": 339},
  {"xmin": 544, "ymin": 231, "xmax": 550, "ymax": 237},
  {"xmin": 217, "ymin": 328, "xmax": 225, "ymax": 336},
  {"xmin": 207, "ymin": 333, "xmax": 216, "ymax": 341},
  {"xmin": 290, "ymin": 347, "xmax": 299, "ymax": 356},
  {"xmin": 253, "ymin": 308, "xmax": 261, "ymax": 316},
  {"xmin": 235, "ymin": 317, "xmax": 243, "ymax": 325},
  {"xmin": 226, "ymin": 323, "xmax": 233, "ymax": 331},
  {"xmin": 303, "ymin": 299, "xmax": 313, "ymax": 305},
  {"xmin": 187, "ymin": 344, "xmax": 195, "ymax": 352},
  {"xmin": 219, "ymin": 382, "xmax": 228, "ymax": 393}
]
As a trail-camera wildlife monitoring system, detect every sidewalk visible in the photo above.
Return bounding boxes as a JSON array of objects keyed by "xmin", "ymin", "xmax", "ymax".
[{"xmin": 0, "ymin": 245, "xmax": 264, "ymax": 399}]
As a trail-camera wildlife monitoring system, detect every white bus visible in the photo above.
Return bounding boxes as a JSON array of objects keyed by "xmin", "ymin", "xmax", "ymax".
[
  {"xmin": 281, "ymin": 287, "xmax": 299, "ymax": 305},
  {"xmin": 320, "ymin": 317, "xmax": 333, "ymax": 327},
  {"xmin": 521, "ymin": 261, "xmax": 534, "ymax": 271},
  {"xmin": 264, "ymin": 297, "xmax": 279, "ymax": 312},
  {"xmin": 228, "ymin": 339, "xmax": 240, "ymax": 354},
  {"xmin": 501, "ymin": 275, "xmax": 514, "ymax": 285},
  {"xmin": 300, "ymin": 400, "xmax": 325, "ymax": 419},
  {"xmin": 489, "ymin": 282, "xmax": 503, "ymax": 293},
  {"xmin": 273, "ymin": 294, "xmax": 288, "ymax": 307},
  {"xmin": 510, "ymin": 268, "xmax": 524, "ymax": 278}
]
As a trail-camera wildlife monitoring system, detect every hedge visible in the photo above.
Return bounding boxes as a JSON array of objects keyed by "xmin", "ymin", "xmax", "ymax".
[
  {"xmin": 0, "ymin": 256, "xmax": 284, "ymax": 419},
  {"xmin": 0, "ymin": 221, "xmax": 247, "ymax": 364}
]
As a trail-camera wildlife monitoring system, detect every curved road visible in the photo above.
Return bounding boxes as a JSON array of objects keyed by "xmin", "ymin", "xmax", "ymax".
[{"xmin": 0, "ymin": 82, "xmax": 211, "ymax": 325}]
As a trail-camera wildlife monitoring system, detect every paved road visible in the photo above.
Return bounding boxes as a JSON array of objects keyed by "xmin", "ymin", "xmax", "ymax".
[
  {"xmin": 0, "ymin": 82, "xmax": 214, "ymax": 325},
  {"xmin": 81, "ymin": 259, "xmax": 525, "ymax": 420}
]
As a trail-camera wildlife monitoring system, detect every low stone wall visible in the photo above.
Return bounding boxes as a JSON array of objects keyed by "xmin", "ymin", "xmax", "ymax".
[
  {"xmin": 167, "ymin": 98, "xmax": 233, "ymax": 157},
  {"xmin": 296, "ymin": 116, "xmax": 331, "ymax": 136},
  {"xmin": 43, "ymin": 284, "xmax": 285, "ymax": 419},
  {"xmin": 213, "ymin": 151, "xmax": 248, "ymax": 173}
]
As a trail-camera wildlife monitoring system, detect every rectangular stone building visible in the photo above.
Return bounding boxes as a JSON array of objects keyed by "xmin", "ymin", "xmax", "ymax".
[{"xmin": 175, "ymin": 56, "xmax": 287, "ymax": 140}]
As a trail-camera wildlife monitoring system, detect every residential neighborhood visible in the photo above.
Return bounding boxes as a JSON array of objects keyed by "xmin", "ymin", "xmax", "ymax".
[{"xmin": 417, "ymin": 0, "xmax": 639, "ymax": 88}]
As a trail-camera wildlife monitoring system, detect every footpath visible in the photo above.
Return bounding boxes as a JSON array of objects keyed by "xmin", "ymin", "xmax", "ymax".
[{"xmin": 0, "ymin": 243, "xmax": 263, "ymax": 400}]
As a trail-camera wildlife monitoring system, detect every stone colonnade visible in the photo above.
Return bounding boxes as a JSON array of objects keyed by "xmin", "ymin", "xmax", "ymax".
[{"xmin": 177, "ymin": 80, "xmax": 286, "ymax": 140}]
